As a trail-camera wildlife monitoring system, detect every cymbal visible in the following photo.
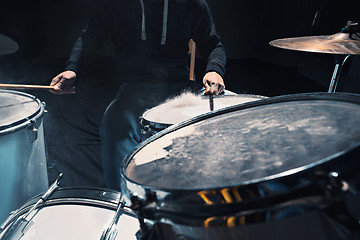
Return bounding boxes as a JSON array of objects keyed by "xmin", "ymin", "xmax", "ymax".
[
  {"xmin": 269, "ymin": 32, "xmax": 360, "ymax": 55},
  {"xmin": 0, "ymin": 34, "xmax": 18, "ymax": 55}
]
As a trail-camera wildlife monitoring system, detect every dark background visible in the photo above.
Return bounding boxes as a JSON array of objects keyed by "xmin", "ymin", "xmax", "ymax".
[{"xmin": 0, "ymin": 0, "xmax": 359, "ymax": 187}]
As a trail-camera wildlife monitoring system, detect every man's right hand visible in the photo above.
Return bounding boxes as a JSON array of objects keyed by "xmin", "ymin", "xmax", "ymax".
[{"xmin": 50, "ymin": 70, "xmax": 77, "ymax": 94}]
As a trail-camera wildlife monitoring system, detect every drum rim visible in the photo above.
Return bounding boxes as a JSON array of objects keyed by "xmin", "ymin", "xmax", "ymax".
[
  {"xmin": 121, "ymin": 92, "xmax": 360, "ymax": 211},
  {"xmin": 25, "ymin": 187, "xmax": 121, "ymax": 206},
  {"xmin": 141, "ymin": 94, "xmax": 268, "ymax": 130},
  {"xmin": 0, "ymin": 187, "xmax": 122, "ymax": 232},
  {"xmin": 0, "ymin": 90, "xmax": 44, "ymax": 135}
]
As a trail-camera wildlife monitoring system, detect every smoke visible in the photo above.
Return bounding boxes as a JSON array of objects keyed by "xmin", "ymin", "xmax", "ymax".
[{"xmin": 162, "ymin": 91, "xmax": 200, "ymax": 108}]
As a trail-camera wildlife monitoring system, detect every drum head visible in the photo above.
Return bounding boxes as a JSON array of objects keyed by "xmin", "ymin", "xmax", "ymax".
[
  {"xmin": 124, "ymin": 93, "xmax": 360, "ymax": 191},
  {"xmin": 142, "ymin": 93, "xmax": 266, "ymax": 129},
  {"xmin": 0, "ymin": 90, "xmax": 42, "ymax": 133},
  {"xmin": 0, "ymin": 188, "xmax": 140, "ymax": 240}
]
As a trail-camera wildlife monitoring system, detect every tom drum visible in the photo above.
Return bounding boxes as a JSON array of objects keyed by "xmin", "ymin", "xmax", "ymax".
[
  {"xmin": 140, "ymin": 92, "xmax": 266, "ymax": 139},
  {"xmin": 0, "ymin": 90, "xmax": 48, "ymax": 223},
  {"xmin": 122, "ymin": 92, "xmax": 360, "ymax": 239}
]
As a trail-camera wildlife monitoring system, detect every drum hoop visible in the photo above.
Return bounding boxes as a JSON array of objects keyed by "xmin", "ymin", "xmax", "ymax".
[
  {"xmin": 141, "ymin": 94, "xmax": 268, "ymax": 130},
  {"xmin": 0, "ymin": 90, "xmax": 44, "ymax": 135},
  {"xmin": 121, "ymin": 92, "xmax": 360, "ymax": 209},
  {"xmin": 140, "ymin": 113, "xmax": 171, "ymax": 132},
  {"xmin": 0, "ymin": 187, "xmax": 124, "ymax": 232}
]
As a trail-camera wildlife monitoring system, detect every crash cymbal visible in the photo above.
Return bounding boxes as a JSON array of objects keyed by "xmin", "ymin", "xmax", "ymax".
[
  {"xmin": 0, "ymin": 33, "xmax": 18, "ymax": 55},
  {"xmin": 270, "ymin": 21, "xmax": 360, "ymax": 55},
  {"xmin": 270, "ymin": 32, "xmax": 360, "ymax": 55}
]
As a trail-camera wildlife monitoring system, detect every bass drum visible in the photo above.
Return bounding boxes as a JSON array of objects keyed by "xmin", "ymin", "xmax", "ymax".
[
  {"xmin": 122, "ymin": 92, "xmax": 360, "ymax": 240},
  {"xmin": 0, "ymin": 90, "xmax": 48, "ymax": 223},
  {"xmin": 0, "ymin": 188, "xmax": 140, "ymax": 240},
  {"xmin": 140, "ymin": 92, "xmax": 266, "ymax": 139}
]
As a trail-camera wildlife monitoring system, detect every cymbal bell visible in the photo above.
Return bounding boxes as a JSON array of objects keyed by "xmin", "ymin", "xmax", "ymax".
[
  {"xmin": 269, "ymin": 32, "xmax": 360, "ymax": 55},
  {"xmin": 0, "ymin": 34, "xmax": 19, "ymax": 56}
]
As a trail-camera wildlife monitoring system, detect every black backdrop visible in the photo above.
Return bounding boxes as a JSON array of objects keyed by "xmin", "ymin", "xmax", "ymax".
[{"xmin": 0, "ymin": 0, "xmax": 360, "ymax": 187}]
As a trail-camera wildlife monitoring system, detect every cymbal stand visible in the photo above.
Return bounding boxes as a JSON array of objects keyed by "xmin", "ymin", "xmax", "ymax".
[
  {"xmin": 328, "ymin": 54, "xmax": 351, "ymax": 93},
  {"xmin": 328, "ymin": 21, "xmax": 359, "ymax": 93}
]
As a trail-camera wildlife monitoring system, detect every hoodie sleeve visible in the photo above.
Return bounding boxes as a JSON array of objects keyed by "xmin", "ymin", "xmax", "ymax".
[
  {"xmin": 65, "ymin": 0, "xmax": 110, "ymax": 75},
  {"xmin": 191, "ymin": 0, "xmax": 226, "ymax": 78}
]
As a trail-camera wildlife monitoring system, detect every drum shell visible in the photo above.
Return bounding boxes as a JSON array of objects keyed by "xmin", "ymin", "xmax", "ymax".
[
  {"xmin": 0, "ymin": 90, "xmax": 48, "ymax": 223},
  {"xmin": 146, "ymin": 209, "xmax": 355, "ymax": 240},
  {"xmin": 122, "ymin": 92, "xmax": 360, "ymax": 225}
]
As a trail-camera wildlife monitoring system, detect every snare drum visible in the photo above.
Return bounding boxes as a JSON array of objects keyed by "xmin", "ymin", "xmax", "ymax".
[
  {"xmin": 122, "ymin": 92, "xmax": 360, "ymax": 239},
  {"xmin": 140, "ymin": 92, "xmax": 266, "ymax": 139},
  {"xmin": 0, "ymin": 188, "xmax": 140, "ymax": 240},
  {"xmin": 0, "ymin": 90, "xmax": 48, "ymax": 223}
]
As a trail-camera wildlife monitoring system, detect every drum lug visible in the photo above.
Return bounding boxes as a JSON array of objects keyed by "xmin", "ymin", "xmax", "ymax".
[
  {"xmin": 27, "ymin": 120, "xmax": 38, "ymax": 143},
  {"xmin": 142, "ymin": 125, "xmax": 150, "ymax": 133},
  {"xmin": 42, "ymin": 101, "xmax": 48, "ymax": 114},
  {"xmin": 140, "ymin": 125, "xmax": 151, "ymax": 141}
]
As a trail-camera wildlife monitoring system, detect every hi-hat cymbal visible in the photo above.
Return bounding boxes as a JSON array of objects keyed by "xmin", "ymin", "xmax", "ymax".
[
  {"xmin": 0, "ymin": 34, "xmax": 19, "ymax": 55},
  {"xmin": 269, "ymin": 32, "xmax": 360, "ymax": 55}
]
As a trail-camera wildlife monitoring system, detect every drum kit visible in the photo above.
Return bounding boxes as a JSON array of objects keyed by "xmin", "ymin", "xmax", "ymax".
[{"xmin": 1, "ymin": 21, "xmax": 360, "ymax": 239}]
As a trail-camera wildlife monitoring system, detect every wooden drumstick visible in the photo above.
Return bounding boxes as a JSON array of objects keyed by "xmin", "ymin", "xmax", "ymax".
[
  {"xmin": 0, "ymin": 83, "xmax": 55, "ymax": 90},
  {"xmin": 189, "ymin": 39, "xmax": 196, "ymax": 81}
]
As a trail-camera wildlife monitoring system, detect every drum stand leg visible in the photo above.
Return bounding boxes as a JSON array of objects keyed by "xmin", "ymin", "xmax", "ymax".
[{"xmin": 328, "ymin": 54, "xmax": 351, "ymax": 93}]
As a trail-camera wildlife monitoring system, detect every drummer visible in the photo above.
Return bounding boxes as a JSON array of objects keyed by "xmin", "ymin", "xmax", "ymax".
[{"xmin": 50, "ymin": 0, "xmax": 226, "ymax": 190}]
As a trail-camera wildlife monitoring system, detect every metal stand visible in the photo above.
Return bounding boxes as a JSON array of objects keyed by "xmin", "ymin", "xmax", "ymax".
[{"xmin": 328, "ymin": 54, "xmax": 351, "ymax": 93}]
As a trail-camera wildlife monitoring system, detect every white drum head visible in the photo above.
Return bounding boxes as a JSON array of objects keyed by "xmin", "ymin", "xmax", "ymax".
[
  {"xmin": 0, "ymin": 90, "xmax": 42, "ymax": 131},
  {"xmin": 143, "ymin": 92, "xmax": 266, "ymax": 126},
  {"xmin": 17, "ymin": 204, "xmax": 139, "ymax": 240},
  {"xmin": 0, "ymin": 189, "xmax": 140, "ymax": 240}
]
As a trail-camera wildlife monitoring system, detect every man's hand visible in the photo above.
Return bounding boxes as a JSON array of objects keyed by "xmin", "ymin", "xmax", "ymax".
[
  {"xmin": 50, "ymin": 70, "xmax": 77, "ymax": 94},
  {"xmin": 203, "ymin": 71, "xmax": 225, "ymax": 95}
]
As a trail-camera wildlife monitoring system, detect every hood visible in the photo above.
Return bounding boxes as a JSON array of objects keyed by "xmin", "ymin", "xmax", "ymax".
[{"xmin": 139, "ymin": 0, "xmax": 169, "ymax": 45}]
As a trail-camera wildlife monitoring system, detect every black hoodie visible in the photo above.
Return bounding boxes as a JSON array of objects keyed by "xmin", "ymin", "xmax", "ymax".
[{"xmin": 66, "ymin": 0, "xmax": 226, "ymax": 81}]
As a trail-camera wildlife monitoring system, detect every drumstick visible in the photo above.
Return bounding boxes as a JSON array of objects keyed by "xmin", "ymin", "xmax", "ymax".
[
  {"xmin": 0, "ymin": 83, "xmax": 55, "ymax": 90},
  {"xmin": 208, "ymin": 83, "xmax": 216, "ymax": 111},
  {"xmin": 189, "ymin": 39, "xmax": 196, "ymax": 81},
  {"xmin": 209, "ymin": 94, "xmax": 214, "ymax": 111}
]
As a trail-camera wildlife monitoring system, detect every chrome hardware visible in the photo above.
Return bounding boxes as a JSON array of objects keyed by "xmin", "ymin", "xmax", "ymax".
[{"xmin": 27, "ymin": 120, "xmax": 38, "ymax": 143}]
